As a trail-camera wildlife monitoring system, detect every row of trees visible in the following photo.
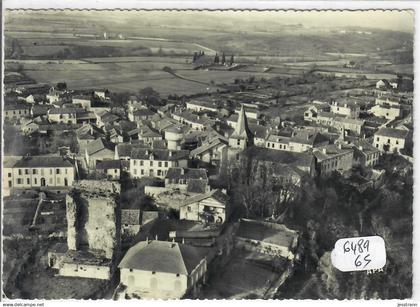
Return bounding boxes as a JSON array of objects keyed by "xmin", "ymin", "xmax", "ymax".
[{"xmin": 214, "ymin": 52, "xmax": 234, "ymax": 66}]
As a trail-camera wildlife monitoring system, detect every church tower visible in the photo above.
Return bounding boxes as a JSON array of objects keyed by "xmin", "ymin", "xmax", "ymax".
[{"xmin": 228, "ymin": 105, "xmax": 253, "ymax": 157}]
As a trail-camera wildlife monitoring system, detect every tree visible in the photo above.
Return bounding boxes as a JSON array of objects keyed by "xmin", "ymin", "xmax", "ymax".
[
  {"xmin": 56, "ymin": 82, "xmax": 67, "ymax": 91},
  {"xmin": 138, "ymin": 87, "xmax": 161, "ymax": 106},
  {"xmin": 229, "ymin": 54, "xmax": 234, "ymax": 66},
  {"xmin": 221, "ymin": 52, "xmax": 226, "ymax": 65},
  {"xmin": 214, "ymin": 53, "xmax": 219, "ymax": 64}
]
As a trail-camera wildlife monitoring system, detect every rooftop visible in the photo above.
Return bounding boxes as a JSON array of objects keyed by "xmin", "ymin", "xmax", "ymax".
[
  {"xmin": 166, "ymin": 167, "xmax": 208, "ymax": 181},
  {"xmin": 85, "ymin": 138, "xmax": 115, "ymax": 155},
  {"xmin": 236, "ymin": 219, "xmax": 298, "ymax": 249},
  {"xmin": 118, "ymin": 240, "xmax": 208, "ymax": 275},
  {"xmin": 48, "ymin": 107, "xmax": 85, "ymax": 115},
  {"xmin": 131, "ymin": 148, "xmax": 189, "ymax": 161},
  {"xmin": 183, "ymin": 189, "xmax": 228, "ymax": 206},
  {"xmin": 242, "ymin": 146, "xmax": 314, "ymax": 168},
  {"xmin": 313, "ymin": 144, "xmax": 353, "ymax": 161},
  {"xmin": 375, "ymin": 127, "xmax": 410, "ymax": 139},
  {"xmin": 96, "ymin": 159, "xmax": 121, "ymax": 170},
  {"xmin": 13, "ymin": 156, "xmax": 74, "ymax": 168}
]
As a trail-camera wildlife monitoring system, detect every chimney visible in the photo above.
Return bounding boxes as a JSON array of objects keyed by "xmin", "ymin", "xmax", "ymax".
[
  {"xmin": 338, "ymin": 144, "xmax": 342, "ymax": 149},
  {"xmin": 180, "ymin": 168, "xmax": 184, "ymax": 175},
  {"xmin": 169, "ymin": 151, "xmax": 173, "ymax": 157},
  {"xmin": 145, "ymin": 149, "xmax": 149, "ymax": 155},
  {"xmin": 322, "ymin": 148, "xmax": 327, "ymax": 154},
  {"xmin": 182, "ymin": 238, "xmax": 185, "ymax": 244},
  {"xmin": 155, "ymin": 234, "xmax": 158, "ymax": 240}
]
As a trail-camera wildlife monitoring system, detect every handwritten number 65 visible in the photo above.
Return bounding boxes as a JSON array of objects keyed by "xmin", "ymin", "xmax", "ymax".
[{"xmin": 354, "ymin": 254, "xmax": 372, "ymax": 268}]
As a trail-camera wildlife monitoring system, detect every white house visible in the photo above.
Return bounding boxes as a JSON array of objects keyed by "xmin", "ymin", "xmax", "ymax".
[
  {"xmin": 369, "ymin": 104, "xmax": 401, "ymax": 120},
  {"xmin": 373, "ymin": 127, "xmax": 409, "ymax": 153},
  {"xmin": 129, "ymin": 148, "xmax": 189, "ymax": 179},
  {"xmin": 47, "ymin": 107, "xmax": 85, "ymax": 124},
  {"xmin": 180, "ymin": 189, "xmax": 228, "ymax": 224},
  {"xmin": 118, "ymin": 240, "xmax": 208, "ymax": 299},
  {"xmin": 72, "ymin": 95, "xmax": 92, "ymax": 110},
  {"xmin": 330, "ymin": 101, "xmax": 360, "ymax": 118},
  {"xmin": 9, "ymin": 156, "xmax": 75, "ymax": 189},
  {"xmin": 186, "ymin": 99, "xmax": 219, "ymax": 113}
]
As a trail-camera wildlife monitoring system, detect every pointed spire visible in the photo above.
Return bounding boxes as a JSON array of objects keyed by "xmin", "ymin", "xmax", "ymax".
[{"xmin": 231, "ymin": 105, "xmax": 253, "ymax": 140}]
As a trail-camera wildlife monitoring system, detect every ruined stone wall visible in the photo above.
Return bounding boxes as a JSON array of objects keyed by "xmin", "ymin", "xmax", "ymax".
[
  {"xmin": 78, "ymin": 197, "xmax": 120, "ymax": 259},
  {"xmin": 66, "ymin": 194, "xmax": 78, "ymax": 250},
  {"xmin": 66, "ymin": 180, "xmax": 121, "ymax": 259}
]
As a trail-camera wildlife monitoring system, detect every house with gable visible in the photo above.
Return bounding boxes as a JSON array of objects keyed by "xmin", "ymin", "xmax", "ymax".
[
  {"xmin": 180, "ymin": 189, "xmax": 228, "ymax": 224},
  {"xmin": 118, "ymin": 240, "xmax": 208, "ymax": 299}
]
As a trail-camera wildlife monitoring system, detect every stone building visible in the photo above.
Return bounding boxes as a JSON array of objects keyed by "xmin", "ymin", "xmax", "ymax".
[{"xmin": 49, "ymin": 180, "xmax": 121, "ymax": 280}]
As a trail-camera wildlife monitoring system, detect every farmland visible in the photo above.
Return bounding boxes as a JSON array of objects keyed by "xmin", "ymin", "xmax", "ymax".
[{"xmin": 4, "ymin": 10, "xmax": 413, "ymax": 98}]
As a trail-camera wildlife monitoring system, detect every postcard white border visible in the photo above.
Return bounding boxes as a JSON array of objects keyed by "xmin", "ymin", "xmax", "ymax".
[{"xmin": 1, "ymin": 1, "xmax": 419, "ymax": 307}]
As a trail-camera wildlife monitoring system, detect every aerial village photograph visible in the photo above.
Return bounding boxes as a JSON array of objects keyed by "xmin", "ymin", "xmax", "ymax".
[{"xmin": 1, "ymin": 7, "xmax": 415, "ymax": 302}]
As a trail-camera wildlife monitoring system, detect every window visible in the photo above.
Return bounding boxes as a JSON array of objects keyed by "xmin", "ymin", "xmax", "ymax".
[
  {"xmin": 396, "ymin": 140, "xmax": 399, "ymax": 145},
  {"xmin": 188, "ymin": 206, "xmax": 192, "ymax": 212},
  {"xmin": 158, "ymin": 161, "xmax": 162, "ymax": 167},
  {"xmin": 272, "ymin": 143, "xmax": 274, "ymax": 148},
  {"xmin": 387, "ymin": 139, "xmax": 390, "ymax": 144},
  {"xmin": 164, "ymin": 162, "xmax": 168, "ymax": 167},
  {"xmin": 25, "ymin": 169, "xmax": 29, "ymax": 175},
  {"xmin": 134, "ymin": 169, "xmax": 137, "ymax": 175},
  {"xmin": 56, "ymin": 169, "xmax": 60, "ymax": 174},
  {"xmin": 8, "ymin": 173, "xmax": 11, "ymax": 178},
  {"xmin": 376, "ymin": 144, "xmax": 379, "ymax": 148},
  {"xmin": 133, "ymin": 160, "xmax": 137, "ymax": 166},
  {"xmin": 376, "ymin": 137, "xmax": 379, "ymax": 141},
  {"xmin": 26, "ymin": 178, "xmax": 30, "ymax": 185},
  {"xmin": 237, "ymin": 139, "xmax": 240, "ymax": 146},
  {"xmin": 32, "ymin": 169, "xmax": 37, "ymax": 175},
  {"xmin": 65, "ymin": 169, "xmax": 68, "ymax": 175},
  {"xmin": 17, "ymin": 179, "xmax": 22, "ymax": 184},
  {"xmin": 130, "ymin": 269, "xmax": 133, "ymax": 272},
  {"xmin": 18, "ymin": 169, "xmax": 22, "ymax": 175},
  {"xmin": 8, "ymin": 181, "xmax": 12, "ymax": 188},
  {"xmin": 50, "ymin": 169, "xmax": 53, "ymax": 175},
  {"xmin": 150, "ymin": 161, "xmax": 153, "ymax": 166},
  {"xmin": 140, "ymin": 161, "xmax": 144, "ymax": 166},
  {"xmin": 157, "ymin": 170, "xmax": 162, "ymax": 176},
  {"xmin": 114, "ymin": 169, "xmax": 118, "ymax": 174},
  {"xmin": 141, "ymin": 170, "xmax": 144, "ymax": 175},
  {"xmin": 34, "ymin": 178, "xmax": 37, "ymax": 185}
]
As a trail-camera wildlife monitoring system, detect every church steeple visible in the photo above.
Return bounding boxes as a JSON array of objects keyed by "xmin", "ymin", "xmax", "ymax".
[
  {"xmin": 231, "ymin": 105, "xmax": 253, "ymax": 140},
  {"xmin": 229, "ymin": 105, "xmax": 253, "ymax": 150}
]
